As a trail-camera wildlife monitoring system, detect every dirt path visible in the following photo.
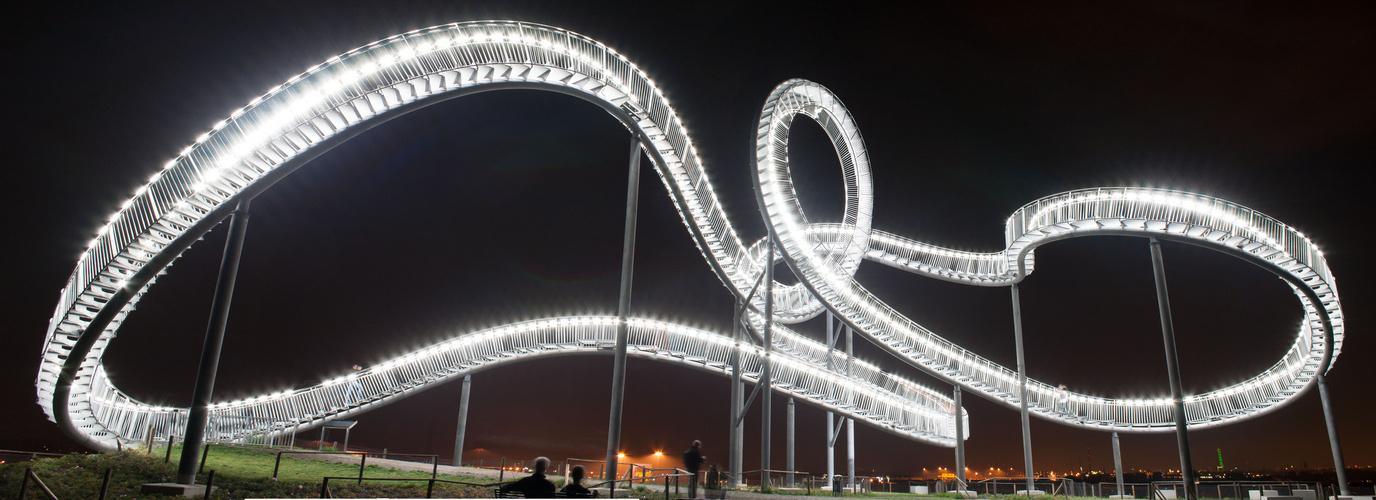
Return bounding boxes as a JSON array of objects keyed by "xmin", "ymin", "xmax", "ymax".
[{"xmin": 296, "ymin": 453, "xmax": 505, "ymax": 479}]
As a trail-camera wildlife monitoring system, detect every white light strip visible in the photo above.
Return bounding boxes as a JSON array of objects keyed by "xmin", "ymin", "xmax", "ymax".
[{"xmin": 40, "ymin": 21, "xmax": 1343, "ymax": 452}]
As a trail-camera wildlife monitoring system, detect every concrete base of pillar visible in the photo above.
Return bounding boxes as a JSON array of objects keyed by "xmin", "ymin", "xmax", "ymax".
[
  {"xmin": 141, "ymin": 483, "xmax": 216, "ymax": 497},
  {"xmin": 1109, "ymin": 495, "xmax": 1133, "ymax": 498},
  {"xmin": 1017, "ymin": 490, "xmax": 1047, "ymax": 496},
  {"xmin": 950, "ymin": 489, "xmax": 979, "ymax": 498}
]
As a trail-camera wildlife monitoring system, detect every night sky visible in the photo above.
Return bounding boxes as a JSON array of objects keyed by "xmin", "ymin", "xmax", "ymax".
[{"xmin": 3, "ymin": 1, "xmax": 1374, "ymax": 479}]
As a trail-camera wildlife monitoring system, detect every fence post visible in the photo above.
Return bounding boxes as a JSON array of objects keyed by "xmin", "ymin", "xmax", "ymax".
[
  {"xmin": 359, "ymin": 454, "xmax": 367, "ymax": 485},
  {"xmin": 201, "ymin": 443, "xmax": 211, "ymax": 470},
  {"xmin": 24, "ymin": 468, "xmax": 60, "ymax": 500},
  {"xmin": 19, "ymin": 467, "xmax": 31, "ymax": 499},
  {"xmin": 99, "ymin": 467, "xmax": 114, "ymax": 500},
  {"xmin": 166, "ymin": 434, "xmax": 176, "ymax": 463}
]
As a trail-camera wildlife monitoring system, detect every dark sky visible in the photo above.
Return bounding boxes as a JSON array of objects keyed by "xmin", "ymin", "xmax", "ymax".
[{"xmin": 3, "ymin": 1, "xmax": 1374, "ymax": 478}]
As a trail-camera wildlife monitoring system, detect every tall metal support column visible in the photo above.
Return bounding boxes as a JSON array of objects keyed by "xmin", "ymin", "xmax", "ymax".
[
  {"xmin": 825, "ymin": 314, "xmax": 836, "ymax": 486},
  {"xmin": 786, "ymin": 397, "xmax": 795, "ymax": 487},
  {"xmin": 761, "ymin": 239, "xmax": 775, "ymax": 487},
  {"xmin": 845, "ymin": 325, "xmax": 855, "ymax": 491},
  {"xmin": 176, "ymin": 198, "xmax": 252, "ymax": 485},
  {"xmin": 729, "ymin": 301, "xmax": 744, "ymax": 488},
  {"xmin": 453, "ymin": 375, "xmax": 472, "ymax": 467},
  {"xmin": 1010, "ymin": 284, "xmax": 1036, "ymax": 495},
  {"xmin": 604, "ymin": 133, "xmax": 643, "ymax": 482},
  {"xmin": 1148, "ymin": 238, "xmax": 1196, "ymax": 500},
  {"xmin": 954, "ymin": 387, "xmax": 966, "ymax": 490},
  {"xmin": 1112, "ymin": 432, "xmax": 1125, "ymax": 498},
  {"xmin": 1316, "ymin": 375, "xmax": 1350, "ymax": 495}
]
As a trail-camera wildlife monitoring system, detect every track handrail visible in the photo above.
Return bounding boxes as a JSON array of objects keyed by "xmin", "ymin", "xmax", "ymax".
[{"xmin": 36, "ymin": 20, "xmax": 1343, "ymax": 450}]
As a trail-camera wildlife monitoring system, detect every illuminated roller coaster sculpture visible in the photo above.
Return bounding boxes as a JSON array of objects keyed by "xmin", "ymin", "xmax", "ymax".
[{"xmin": 38, "ymin": 21, "xmax": 1342, "ymax": 451}]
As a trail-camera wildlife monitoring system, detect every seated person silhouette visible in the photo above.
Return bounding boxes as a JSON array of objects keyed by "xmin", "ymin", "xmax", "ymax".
[
  {"xmin": 561, "ymin": 465, "xmax": 594, "ymax": 497},
  {"xmin": 500, "ymin": 456, "xmax": 557, "ymax": 498}
]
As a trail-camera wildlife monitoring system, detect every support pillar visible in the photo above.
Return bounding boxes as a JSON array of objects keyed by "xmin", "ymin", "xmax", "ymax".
[
  {"xmin": 1011, "ymin": 284, "xmax": 1036, "ymax": 495},
  {"xmin": 1316, "ymin": 375, "xmax": 1350, "ymax": 495},
  {"xmin": 729, "ymin": 302, "xmax": 744, "ymax": 488},
  {"xmin": 787, "ymin": 397, "xmax": 795, "ymax": 487},
  {"xmin": 845, "ymin": 324, "xmax": 855, "ymax": 492},
  {"xmin": 1112, "ymin": 432, "xmax": 1125, "ymax": 498},
  {"xmin": 954, "ymin": 387, "xmax": 966, "ymax": 490},
  {"xmin": 177, "ymin": 198, "xmax": 252, "ymax": 485},
  {"xmin": 761, "ymin": 238, "xmax": 775, "ymax": 488},
  {"xmin": 604, "ymin": 133, "xmax": 643, "ymax": 482},
  {"xmin": 826, "ymin": 314, "xmax": 836, "ymax": 487},
  {"xmin": 454, "ymin": 375, "xmax": 471, "ymax": 467},
  {"xmin": 1148, "ymin": 238, "xmax": 1196, "ymax": 500}
]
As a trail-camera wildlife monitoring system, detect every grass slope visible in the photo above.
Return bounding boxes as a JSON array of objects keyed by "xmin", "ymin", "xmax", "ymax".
[{"xmin": 0, "ymin": 445, "xmax": 496, "ymax": 498}]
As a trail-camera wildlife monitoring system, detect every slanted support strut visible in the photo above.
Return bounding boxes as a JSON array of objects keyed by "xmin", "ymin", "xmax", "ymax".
[
  {"xmin": 786, "ymin": 397, "xmax": 795, "ymax": 488},
  {"xmin": 1149, "ymin": 238, "xmax": 1196, "ymax": 500},
  {"xmin": 761, "ymin": 237, "xmax": 775, "ymax": 487},
  {"xmin": 1316, "ymin": 375, "xmax": 1350, "ymax": 495},
  {"xmin": 954, "ymin": 386, "xmax": 966, "ymax": 491},
  {"xmin": 845, "ymin": 324, "xmax": 855, "ymax": 491},
  {"xmin": 1112, "ymin": 432, "xmax": 1124, "ymax": 497},
  {"xmin": 605, "ymin": 132, "xmax": 643, "ymax": 484},
  {"xmin": 1011, "ymin": 284, "xmax": 1036, "ymax": 495},
  {"xmin": 825, "ymin": 313, "xmax": 836, "ymax": 486},
  {"xmin": 177, "ymin": 197, "xmax": 252, "ymax": 485},
  {"xmin": 729, "ymin": 301, "xmax": 744, "ymax": 488},
  {"xmin": 454, "ymin": 375, "xmax": 472, "ymax": 467}
]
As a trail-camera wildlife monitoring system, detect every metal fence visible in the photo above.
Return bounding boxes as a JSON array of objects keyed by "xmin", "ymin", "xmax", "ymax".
[{"xmin": 901, "ymin": 478, "xmax": 1332, "ymax": 499}]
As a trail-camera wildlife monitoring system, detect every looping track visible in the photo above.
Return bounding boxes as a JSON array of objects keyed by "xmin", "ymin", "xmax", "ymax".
[{"xmin": 38, "ymin": 21, "xmax": 1342, "ymax": 450}]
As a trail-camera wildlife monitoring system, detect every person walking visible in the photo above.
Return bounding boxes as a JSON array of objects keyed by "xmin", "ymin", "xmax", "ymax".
[
  {"xmin": 343, "ymin": 365, "xmax": 366, "ymax": 407},
  {"xmin": 683, "ymin": 440, "xmax": 705, "ymax": 499}
]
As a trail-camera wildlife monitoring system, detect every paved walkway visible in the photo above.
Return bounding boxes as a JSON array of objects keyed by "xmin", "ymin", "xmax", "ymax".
[{"xmin": 294, "ymin": 452, "xmax": 505, "ymax": 480}]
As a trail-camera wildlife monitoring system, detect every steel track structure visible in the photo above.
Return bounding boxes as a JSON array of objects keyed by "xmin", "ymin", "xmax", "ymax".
[
  {"xmin": 37, "ymin": 21, "xmax": 1343, "ymax": 451},
  {"xmin": 84, "ymin": 317, "xmax": 963, "ymax": 449}
]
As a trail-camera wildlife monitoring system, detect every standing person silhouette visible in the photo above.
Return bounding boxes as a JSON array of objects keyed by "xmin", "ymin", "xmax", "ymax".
[
  {"xmin": 500, "ymin": 456, "xmax": 557, "ymax": 498},
  {"xmin": 682, "ymin": 440, "xmax": 705, "ymax": 499},
  {"xmin": 343, "ymin": 365, "xmax": 365, "ymax": 406}
]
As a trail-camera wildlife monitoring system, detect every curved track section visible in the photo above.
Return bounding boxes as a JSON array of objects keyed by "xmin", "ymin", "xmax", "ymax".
[
  {"xmin": 39, "ymin": 21, "xmax": 1343, "ymax": 449},
  {"xmin": 756, "ymin": 81, "xmax": 1342, "ymax": 432},
  {"xmin": 84, "ymin": 317, "xmax": 964, "ymax": 449}
]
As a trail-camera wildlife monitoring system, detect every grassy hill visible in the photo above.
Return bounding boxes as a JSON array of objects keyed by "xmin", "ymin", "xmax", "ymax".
[{"xmin": 0, "ymin": 445, "xmax": 496, "ymax": 498}]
